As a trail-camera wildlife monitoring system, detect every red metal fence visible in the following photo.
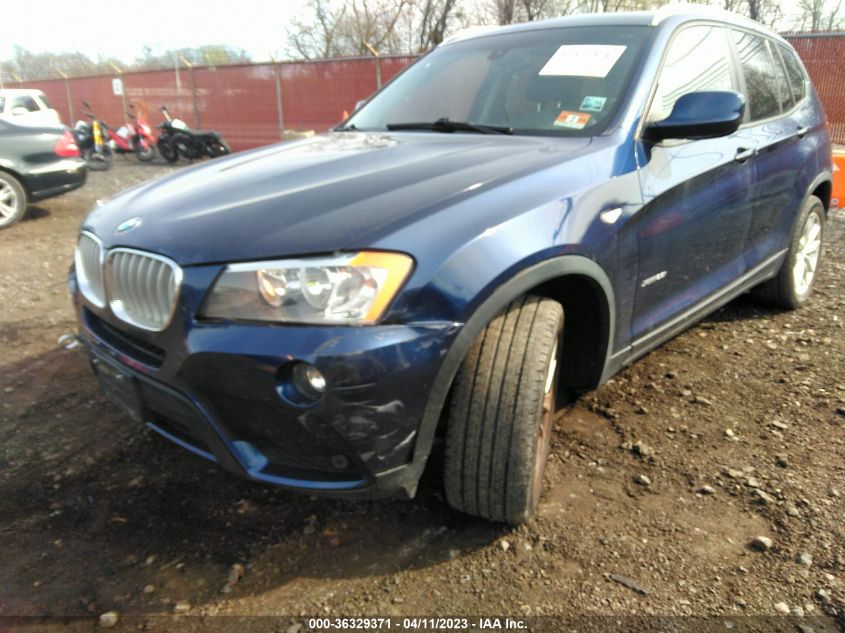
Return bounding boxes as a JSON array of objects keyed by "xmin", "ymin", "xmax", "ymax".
[
  {"xmin": 3, "ymin": 35, "xmax": 844, "ymax": 149},
  {"xmin": 785, "ymin": 33, "xmax": 845, "ymax": 145},
  {"xmin": 3, "ymin": 56, "xmax": 418, "ymax": 152}
]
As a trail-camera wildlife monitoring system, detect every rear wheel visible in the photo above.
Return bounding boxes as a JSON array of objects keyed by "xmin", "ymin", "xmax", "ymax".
[
  {"xmin": 83, "ymin": 147, "xmax": 112, "ymax": 171},
  {"xmin": 157, "ymin": 138, "xmax": 178, "ymax": 164},
  {"xmin": 134, "ymin": 139, "xmax": 156, "ymax": 162},
  {"xmin": 0, "ymin": 171, "xmax": 27, "ymax": 229},
  {"xmin": 443, "ymin": 295, "xmax": 563, "ymax": 524},
  {"xmin": 752, "ymin": 195, "xmax": 824, "ymax": 309}
]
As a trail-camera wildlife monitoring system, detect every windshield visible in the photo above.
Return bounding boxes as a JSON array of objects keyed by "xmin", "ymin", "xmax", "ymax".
[{"xmin": 346, "ymin": 25, "xmax": 649, "ymax": 137}]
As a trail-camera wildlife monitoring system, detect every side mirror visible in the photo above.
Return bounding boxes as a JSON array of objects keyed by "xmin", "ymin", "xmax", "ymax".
[
  {"xmin": 644, "ymin": 90, "xmax": 745, "ymax": 143},
  {"xmin": 11, "ymin": 106, "xmax": 29, "ymax": 116}
]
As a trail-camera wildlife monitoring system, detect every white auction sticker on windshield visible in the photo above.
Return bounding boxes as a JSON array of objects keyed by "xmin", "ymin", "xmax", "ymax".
[{"xmin": 539, "ymin": 45, "xmax": 627, "ymax": 78}]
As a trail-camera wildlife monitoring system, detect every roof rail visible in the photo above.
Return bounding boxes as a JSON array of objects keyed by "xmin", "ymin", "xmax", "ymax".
[{"xmin": 651, "ymin": 3, "xmax": 769, "ymax": 31}]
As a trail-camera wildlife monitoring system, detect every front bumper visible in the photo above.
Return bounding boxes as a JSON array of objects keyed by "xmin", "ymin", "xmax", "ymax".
[{"xmin": 71, "ymin": 269, "xmax": 460, "ymax": 498}]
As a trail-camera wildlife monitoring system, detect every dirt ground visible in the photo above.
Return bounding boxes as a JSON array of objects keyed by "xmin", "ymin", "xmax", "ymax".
[{"xmin": 0, "ymin": 159, "xmax": 843, "ymax": 632}]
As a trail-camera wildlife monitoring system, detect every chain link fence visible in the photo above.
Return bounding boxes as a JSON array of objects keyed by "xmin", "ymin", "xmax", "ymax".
[
  {"xmin": 784, "ymin": 32, "xmax": 845, "ymax": 145},
  {"xmin": 2, "ymin": 34, "xmax": 843, "ymax": 150}
]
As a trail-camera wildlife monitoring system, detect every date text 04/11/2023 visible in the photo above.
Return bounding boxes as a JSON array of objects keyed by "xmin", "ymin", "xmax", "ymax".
[{"xmin": 306, "ymin": 617, "xmax": 528, "ymax": 630}]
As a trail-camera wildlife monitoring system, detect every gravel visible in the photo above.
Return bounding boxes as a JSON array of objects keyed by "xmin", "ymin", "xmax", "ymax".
[
  {"xmin": 0, "ymin": 163, "xmax": 843, "ymax": 629},
  {"xmin": 751, "ymin": 536, "xmax": 774, "ymax": 552},
  {"xmin": 98, "ymin": 611, "xmax": 118, "ymax": 628}
]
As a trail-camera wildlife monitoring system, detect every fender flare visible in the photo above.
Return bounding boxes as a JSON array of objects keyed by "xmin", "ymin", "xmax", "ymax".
[
  {"xmin": 408, "ymin": 254, "xmax": 616, "ymax": 478},
  {"xmin": 805, "ymin": 170, "xmax": 833, "ymax": 211}
]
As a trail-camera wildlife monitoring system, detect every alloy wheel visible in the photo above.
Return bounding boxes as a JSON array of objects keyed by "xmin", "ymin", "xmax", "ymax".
[
  {"xmin": 0, "ymin": 181, "xmax": 19, "ymax": 219},
  {"xmin": 532, "ymin": 341, "xmax": 559, "ymax": 505},
  {"xmin": 793, "ymin": 211, "xmax": 822, "ymax": 296}
]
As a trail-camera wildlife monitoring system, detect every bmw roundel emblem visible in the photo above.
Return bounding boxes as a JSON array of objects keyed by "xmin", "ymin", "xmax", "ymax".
[{"xmin": 116, "ymin": 216, "xmax": 142, "ymax": 234}]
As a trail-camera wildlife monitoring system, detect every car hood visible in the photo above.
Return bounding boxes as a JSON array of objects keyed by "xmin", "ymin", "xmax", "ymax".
[{"xmin": 85, "ymin": 132, "xmax": 593, "ymax": 265}]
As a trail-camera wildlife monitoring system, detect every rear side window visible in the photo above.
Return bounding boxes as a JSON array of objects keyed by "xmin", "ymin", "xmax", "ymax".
[
  {"xmin": 772, "ymin": 48, "xmax": 795, "ymax": 111},
  {"xmin": 779, "ymin": 45, "xmax": 807, "ymax": 104},
  {"xmin": 11, "ymin": 96, "xmax": 41, "ymax": 113},
  {"xmin": 647, "ymin": 24, "xmax": 734, "ymax": 123},
  {"xmin": 0, "ymin": 97, "xmax": 5, "ymax": 112},
  {"xmin": 731, "ymin": 30, "xmax": 781, "ymax": 121},
  {"xmin": 38, "ymin": 95, "xmax": 53, "ymax": 109}
]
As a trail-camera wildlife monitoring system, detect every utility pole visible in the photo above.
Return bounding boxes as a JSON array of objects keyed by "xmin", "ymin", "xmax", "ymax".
[
  {"xmin": 110, "ymin": 62, "xmax": 128, "ymax": 120},
  {"xmin": 271, "ymin": 55, "xmax": 286, "ymax": 141},
  {"xmin": 180, "ymin": 55, "xmax": 201, "ymax": 129},
  {"xmin": 57, "ymin": 69, "xmax": 74, "ymax": 123},
  {"xmin": 363, "ymin": 41, "xmax": 382, "ymax": 89}
]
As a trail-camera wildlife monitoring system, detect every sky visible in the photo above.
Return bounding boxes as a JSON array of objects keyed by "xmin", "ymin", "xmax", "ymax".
[
  {"xmin": 0, "ymin": 0, "xmax": 310, "ymax": 64},
  {"xmin": 0, "ymin": 0, "xmax": 819, "ymax": 67}
]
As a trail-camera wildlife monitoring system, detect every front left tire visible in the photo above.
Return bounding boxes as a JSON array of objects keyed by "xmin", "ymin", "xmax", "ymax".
[
  {"xmin": 0, "ymin": 171, "xmax": 27, "ymax": 229},
  {"xmin": 443, "ymin": 295, "xmax": 563, "ymax": 524}
]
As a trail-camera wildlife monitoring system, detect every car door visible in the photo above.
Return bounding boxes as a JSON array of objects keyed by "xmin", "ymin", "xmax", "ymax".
[
  {"xmin": 632, "ymin": 23, "xmax": 755, "ymax": 344},
  {"xmin": 733, "ymin": 31, "xmax": 818, "ymax": 269}
]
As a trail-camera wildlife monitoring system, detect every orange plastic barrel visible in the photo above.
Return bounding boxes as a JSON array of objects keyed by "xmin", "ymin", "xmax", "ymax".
[{"xmin": 833, "ymin": 149, "xmax": 845, "ymax": 208}]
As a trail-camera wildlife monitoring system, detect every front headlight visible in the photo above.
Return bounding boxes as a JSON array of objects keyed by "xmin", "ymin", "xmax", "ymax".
[{"xmin": 199, "ymin": 251, "xmax": 414, "ymax": 325}]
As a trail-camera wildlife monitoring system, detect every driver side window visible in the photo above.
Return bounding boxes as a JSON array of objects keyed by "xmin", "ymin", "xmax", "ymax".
[{"xmin": 647, "ymin": 25, "xmax": 735, "ymax": 123}]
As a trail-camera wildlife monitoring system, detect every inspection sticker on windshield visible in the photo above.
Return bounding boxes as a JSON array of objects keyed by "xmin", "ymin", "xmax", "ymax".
[
  {"xmin": 539, "ymin": 45, "xmax": 626, "ymax": 78},
  {"xmin": 554, "ymin": 111, "xmax": 591, "ymax": 129},
  {"xmin": 580, "ymin": 96, "xmax": 607, "ymax": 112}
]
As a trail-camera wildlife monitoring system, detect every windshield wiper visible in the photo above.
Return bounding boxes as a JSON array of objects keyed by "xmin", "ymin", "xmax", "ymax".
[
  {"xmin": 386, "ymin": 118, "xmax": 513, "ymax": 135},
  {"xmin": 335, "ymin": 123, "xmax": 359, "ymax": 132}
]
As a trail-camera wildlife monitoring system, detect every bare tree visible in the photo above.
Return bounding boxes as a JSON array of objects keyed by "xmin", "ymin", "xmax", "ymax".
[
  {"xmin": 492, "ymin": 0, "xmax": 518, "ymax": 23},
  {"xmin": 287, "ymin": 0, "xmax": 415, "ymax": 58},
  {"xmin": 829, "ymin": 0, "xmax": 844, "ymax": 28},
  {"xmin": 522, "ymin": 0, "xmax": 553, "ymax": 19},
  {"xmin": 348, "ymin": 0, "xmax": 413, "ymax": 53},
  {"xmin": 415, "ymin": 0, "xmax": 461, "ymax": 50},
  {"xmin": 482, "ymin": 0, "xmax": 576, "ymax": 23},
  {"xmin": 287, "ymin": 0, "xmax": 350, "ymax": 59},
  {"xmin": 746, "ymin": 0, "xmax": 783, "ymax": 26},
  {"xmin": 132, "ymin": 45, "xmax": 250, "ymax": 71},
  {"xmin": 715, "ymin": 0, "xmax": 781, "ymax": 26},
  {"xmin": 0, "ymin": 46, "xmax": 128, "ymax": 81},
  {"xmin": 795, "ymin": 0, "xmax": 843, "ymax": 30}
]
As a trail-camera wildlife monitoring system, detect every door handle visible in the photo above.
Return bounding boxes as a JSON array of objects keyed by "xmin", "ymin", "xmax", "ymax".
[
  {"xmin": 796, "ymin": 126, "xmax": 809, "ymax": 138},
  {"xmin": 734, "ymin": 147, "xmax": 755, "ymax": 162}
]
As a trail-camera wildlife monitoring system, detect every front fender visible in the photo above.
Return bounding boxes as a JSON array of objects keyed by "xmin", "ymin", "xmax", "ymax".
[{"xmin": 408, "ymin": 254, "xmax": 616, "ymax": 473}]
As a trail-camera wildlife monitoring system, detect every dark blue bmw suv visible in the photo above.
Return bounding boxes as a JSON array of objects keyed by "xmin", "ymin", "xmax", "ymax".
[{"xmin": 71, "ymin": 8, "xmax": 832, "ymax": 523}]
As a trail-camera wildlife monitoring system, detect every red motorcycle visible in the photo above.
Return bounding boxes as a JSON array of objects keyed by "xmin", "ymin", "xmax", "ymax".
[
  {"xmin": 81, "ymin": 102, "xmax": 156, "ymax": 163},
  {"xmin": 125, "ymin": 104, "xmax": 156, "ymax": 161}
]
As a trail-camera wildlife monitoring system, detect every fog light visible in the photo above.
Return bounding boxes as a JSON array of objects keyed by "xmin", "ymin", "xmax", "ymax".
[
  {"xmin": 277, "ymin": 362, "xmax": 327, "ymax": 407},
  {"xmin": 331, "ymin": 454, "xmax": 350, "ymax": 470},
  {"xmin": 296, "ymin": 363, "xmax": 326, "ymax": 394}
]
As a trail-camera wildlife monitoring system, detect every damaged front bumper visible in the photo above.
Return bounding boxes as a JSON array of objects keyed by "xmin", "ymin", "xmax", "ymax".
[{"xmin": 70, "ymin": 270, "xmax": 461, "ymax": 499}]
